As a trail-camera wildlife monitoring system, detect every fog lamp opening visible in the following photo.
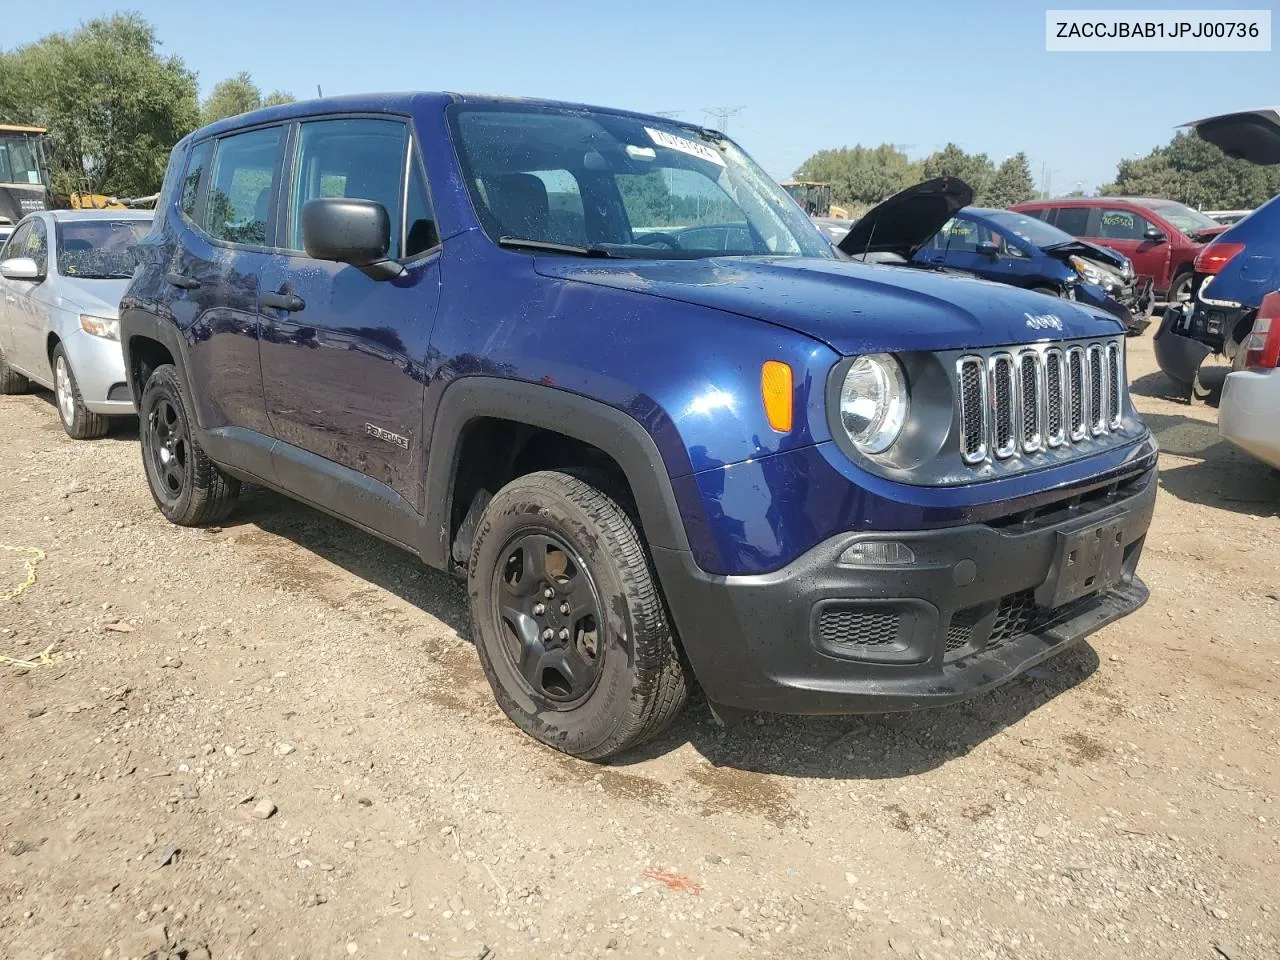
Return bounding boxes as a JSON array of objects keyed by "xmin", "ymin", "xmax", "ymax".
[{"xmin": 838, "ymin": 540, "xmax": 916, "ymax": 567}]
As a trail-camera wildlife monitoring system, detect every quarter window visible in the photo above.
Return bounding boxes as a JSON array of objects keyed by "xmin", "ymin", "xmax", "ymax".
[
  {"xmin": 287, "ymin": 118, "xmax": 408, "ymax": 258},
  {"xmin": 181, "ymin": 140, "xmax": 213, "ymax": 223},
  {"xmin": 25, "ymin": 218, "xmax": 48, "ymax": 274},
  {"xmin": 202, "ymin": 127, "xmax": 284, "ymax": 246},
  {"xmin": 403, "ymin": 159, "xmax": 438, "ymax": 258},
  {"xmin": 1053, "ymin": 207, "xmax": 1091, "ymax": 236},
  {"xmin": 1, "ymin": 220, "xmax": 31, "ymax": 260}
]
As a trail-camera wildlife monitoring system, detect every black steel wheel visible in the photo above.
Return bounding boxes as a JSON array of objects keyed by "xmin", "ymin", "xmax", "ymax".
[
  {"xmin": 468, "ymin": 470, "xmax": 690, "ymax": 759},
  {"xmin": 492, "ymin": 530, "xmax": 606, "ymax": 707},
  {"xmin": 138, "ymin": 364, "xmax": 239, "ymax": 525}
]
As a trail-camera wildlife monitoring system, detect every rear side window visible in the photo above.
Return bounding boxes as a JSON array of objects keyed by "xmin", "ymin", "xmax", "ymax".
[
  {"xmin": 1098, "ymin": 208, "xmax": 1150, "ymax": 240},
  {"xmin": 1054, "ymin": 207, "xmax": 1091, "ymax": 236},
  {"xmin": 180, "ymin": 140, "xmax": 213, "ymax": 222},
  {"xmin": 202, "ymin": 127, "xmax": 284, "ymax": 246},
  {"xmin": 287, "ymin": 118, "xmax": 408, "ymax": 257}
]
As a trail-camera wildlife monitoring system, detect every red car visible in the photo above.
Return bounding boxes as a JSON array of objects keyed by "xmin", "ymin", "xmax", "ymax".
[{"xmin": 1011, "ymin": 197, "xmax": 1227, "ymax": 303}]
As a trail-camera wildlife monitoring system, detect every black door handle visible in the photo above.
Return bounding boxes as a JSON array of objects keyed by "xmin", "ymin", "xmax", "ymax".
[
  {"xmin": 165, "ymin": 272, "xmax": 200, "ymax": 290},
  {"xmin": 261, "ymin": 291, "xmax": 305, "ymax": 312}
]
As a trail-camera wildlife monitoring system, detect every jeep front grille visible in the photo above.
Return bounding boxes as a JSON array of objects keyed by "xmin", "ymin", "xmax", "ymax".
[{"xmin": 956, "ymin": 338, "xmax": 1126, "ymax": 467}]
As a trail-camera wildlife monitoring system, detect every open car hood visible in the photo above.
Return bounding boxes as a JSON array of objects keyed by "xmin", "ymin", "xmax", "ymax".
[
  {"xmin": 1041, "ymin": 238, "xmax": 1128, "ymax": 271},
  {"xmin": 1183, "ymin": 107, "xmax": 1280, "ymax": 166},
  {"xmin": 837, "ymin": 177, "xmax": 973, "ymax": 259}
]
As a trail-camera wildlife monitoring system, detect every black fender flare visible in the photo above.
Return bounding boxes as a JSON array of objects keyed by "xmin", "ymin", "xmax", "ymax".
[
  {"xmin": 119, "ymin": 308, "xmax": 197, "ymax": 419},
  {"xmin": 421, "ymin": 376, "xmax": 692, "ymax": 570}
]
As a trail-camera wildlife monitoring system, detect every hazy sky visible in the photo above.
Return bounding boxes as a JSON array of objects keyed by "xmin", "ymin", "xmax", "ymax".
[{"xmin": 8, "ymin": 0, "xmax": 1277, "ymax": 192}]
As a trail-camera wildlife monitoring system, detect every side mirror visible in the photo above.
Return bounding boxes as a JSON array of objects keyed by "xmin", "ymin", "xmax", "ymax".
[
  {"xmin": 975, "ymin": 240, "xmax": 1000, "ymax": 258},
  {"xmin": 301, "ymin": 198, "xmax": 403, "ymax": 280},
  {"xmin": 1143, "ymin": 227, "xmax": 1167, "ymax": 243},
  {"xmin": 0, "ymin": 257, "xmax": 42, "ymax": 281}
]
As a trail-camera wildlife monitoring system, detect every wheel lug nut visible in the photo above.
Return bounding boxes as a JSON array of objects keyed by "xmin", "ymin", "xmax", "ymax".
[
  {"xmin": 558, "ymin": 628, "xmax": 569, "ymax": 641},
  {"xmin": 533, "ymin": 603, "xmax": 545, "ymax": 616},
  {"xmin": 559, "ymin": 602, "xmax": 570, "ymax": 615},
  {"xmin": 542, "ymin": 628, "xmax": 554, "ymax": 641},
  {"xmin": 543, "ymin": 587, "xmax": 554, "ymax": 599}
]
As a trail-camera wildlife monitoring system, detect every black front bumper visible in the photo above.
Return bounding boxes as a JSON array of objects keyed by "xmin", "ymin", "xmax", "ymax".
[{"xmin": 653, "ymin": 466, "xmax": 1156, "ymax": 715}]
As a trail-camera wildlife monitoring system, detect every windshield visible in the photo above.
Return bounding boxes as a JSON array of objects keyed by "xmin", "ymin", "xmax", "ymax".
[
  {"xmin": 56, "ymin": 219, "xmax": 149, "ymax": 279},
  {"xmin": 983, "ymin": 211, "xmax": 1075, "ymax": 249},
  {"xmin": 447, "ymin": 104, "xmax": 832, "ymax": 260},
  {"xmin": 0, "ymin": 135, "xmax": 44, "ymax": 185},
  {"xmin": 1137, "ymin": 199, "xmax": 1220, "ymax": 234}
]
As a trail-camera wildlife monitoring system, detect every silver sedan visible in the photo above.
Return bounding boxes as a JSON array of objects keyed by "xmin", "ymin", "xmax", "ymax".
[{"xmin": 0, "ymin": 209, "xmax": 151, "ymax": 438}]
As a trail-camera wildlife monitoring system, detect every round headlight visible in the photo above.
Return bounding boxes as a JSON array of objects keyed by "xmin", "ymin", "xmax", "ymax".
[{"xmin": 839, "ymin": 353, "xmax": 908, "ymax": 454}]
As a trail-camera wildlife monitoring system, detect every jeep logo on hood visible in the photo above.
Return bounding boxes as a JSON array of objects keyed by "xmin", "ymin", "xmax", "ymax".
[{"xmin": 1025, "ymin": 312, "xmax": 1064, "ymax": 331}]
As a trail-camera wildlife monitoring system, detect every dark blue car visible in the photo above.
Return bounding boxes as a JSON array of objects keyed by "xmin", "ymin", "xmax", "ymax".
[
  {"xmin": 839, "ymin": 180, "xmax": 1152, "ymax": 333},
  {"xmin": 919, "ymin": 208, "xmax": 1153, "ymax": 333},
  {"xmin": 110, "ymin": 93, "xmax": 1157, "ymax": 759},
  {"xmin": 1155, "ymin": 107, "xmax": 1280, "ymax": 389}
]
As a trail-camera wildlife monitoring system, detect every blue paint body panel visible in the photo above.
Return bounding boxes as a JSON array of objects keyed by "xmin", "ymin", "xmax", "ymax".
[{"xmin": 1203, "ymin": 193, "xmax": 1280, "ymax": 308}]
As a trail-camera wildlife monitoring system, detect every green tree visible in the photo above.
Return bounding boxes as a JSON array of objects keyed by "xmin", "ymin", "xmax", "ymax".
[
  {"xmin": 793, "ymin": 144, "xmax": 921, "ymax": 209},
  {"xmin": 986, "ymin": 152, "xmax": 1036, "ymax": 208},
  {"xmin": 1100, "ymin": 131, "xmax": 1280, "ymax": 209},
  {"xmin": 0, "ymin": 13, "xmax": 198, "ymax": 197},
  {"xmin": 201, "ymin": 71, "xmax": 295, "ymax": 126},
  {"xmin": 921, "ymin": 143, "xmax": 995, "ymax": 203}
]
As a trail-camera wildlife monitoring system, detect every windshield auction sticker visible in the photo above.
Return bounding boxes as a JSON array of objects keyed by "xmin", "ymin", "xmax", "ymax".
[
  {"xmin": 645, "ymin": 127, "xmax": 726, "ymax": 167},
  {"xmin": 1046, "ymin": 9, "xmax": 1270, "ymax": 50}
]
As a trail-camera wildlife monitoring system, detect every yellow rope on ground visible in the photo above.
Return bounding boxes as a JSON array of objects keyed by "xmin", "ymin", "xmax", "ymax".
[
  {"xmin": 0, "ymin": 544, "xmax": 53, "ymax": 668},
  {"xmin": 1, "ymin": 543, "xmax": 44, "ymax": 602},
  {"xmin": 0, "ymin": 642, "xmax": 56, "ymax": 669}
]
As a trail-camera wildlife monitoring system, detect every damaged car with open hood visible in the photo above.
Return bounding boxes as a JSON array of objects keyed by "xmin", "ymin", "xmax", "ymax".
[
  {"xmin": 839, "ymin": 178, "xmax": 1153, "ymax": 334},
  {"xmin": 119, "ymin": 93, "xmax": 1157, "ymax": 759}
]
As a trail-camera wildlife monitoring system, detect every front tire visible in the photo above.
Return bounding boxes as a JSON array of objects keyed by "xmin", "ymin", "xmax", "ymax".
[
  {"xmin": 1168, "ymin": 271, "xmax": 1193, "ymax": 305},
  {"xmin": 52, "ymin": 344, "xmax": 109, "ymax": 440},
  {"xmin": 139, "ymin": 363, "xmax": 239, "ymax": 525},
  {"xmin": 467, "ymin": 470, "xmax": 690, "ymax": 760}
]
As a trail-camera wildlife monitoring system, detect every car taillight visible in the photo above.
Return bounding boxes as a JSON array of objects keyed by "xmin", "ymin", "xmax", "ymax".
[
  {"xmin": 1194, "ymin": 241, "xmax": 1245, "ymax": 275},
  {"xmin": 1241, "ymin": 292, "xmax": 1280, "ymax": 370}
]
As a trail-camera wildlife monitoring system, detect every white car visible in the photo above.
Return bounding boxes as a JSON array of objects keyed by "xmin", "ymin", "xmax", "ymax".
[
  {"xmin": 1220, "ymin": 291, "xmax": 1280, "ymax": 468},
  {"xmin": 0, "ymin": 209, "xmax": 151, "ymax": 438}
]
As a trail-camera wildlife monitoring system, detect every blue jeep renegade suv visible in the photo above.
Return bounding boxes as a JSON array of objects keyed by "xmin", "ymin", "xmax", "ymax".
[{"xmin": 119, "ymin": 93, "xmax": 1157, "ymax": 759}]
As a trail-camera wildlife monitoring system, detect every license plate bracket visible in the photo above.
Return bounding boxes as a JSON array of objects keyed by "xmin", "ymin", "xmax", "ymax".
[{"xmin": 1035, "ymin": 517, "xmax": 1127, "ymax": 610}]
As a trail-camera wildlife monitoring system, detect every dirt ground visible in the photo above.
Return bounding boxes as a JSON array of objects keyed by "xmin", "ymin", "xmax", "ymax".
[{"xmin": 1, "ymin": 331, "xmax": 1277, "ymax": 960}]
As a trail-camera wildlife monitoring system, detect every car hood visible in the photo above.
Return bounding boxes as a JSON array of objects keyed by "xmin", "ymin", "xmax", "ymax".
[
  {"xmin": 1042, "ymin": 239, "xmax": 1128, "ymax": 271},
  {"xmin": 837, "ymin": 177, "xmax": 973, "ymax": 260},
  {"xmin": 55, "ymin": 276, "xmax": 131, "ymax": 318},
  {"xmin": 1183, "ymin": 106, "xmax": 1280, "ymax": 166},
  {"xmin": 534, "ymin": 255, "xmax": 1123, "ymax": 354}
]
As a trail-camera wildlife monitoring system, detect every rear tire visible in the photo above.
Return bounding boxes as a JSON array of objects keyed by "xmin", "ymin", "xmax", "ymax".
[
  {"xmin": 467, "ymin": 470, "xmax": 690, "ymax": 760},
  {"xmin": 0, "ymin": 344, "xmax": 28, "ymax": 394},
  {"xmin": 138, "ymin": 363, "xmax": 239, "ymax": 525},
  {"xmin": 52, "ymin": 344, "xmax": 109, "ymax": 440}
]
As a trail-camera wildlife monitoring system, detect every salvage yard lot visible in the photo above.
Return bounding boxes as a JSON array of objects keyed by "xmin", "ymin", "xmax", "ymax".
[{"xmin": 1, "ymin": 333, "xmax": 1278, "ymax": 960}]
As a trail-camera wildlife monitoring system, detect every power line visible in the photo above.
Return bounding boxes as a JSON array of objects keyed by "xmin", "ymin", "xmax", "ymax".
[{"xmin": 706, "ymin": 105, "xmax": 747, "ymax": 132}]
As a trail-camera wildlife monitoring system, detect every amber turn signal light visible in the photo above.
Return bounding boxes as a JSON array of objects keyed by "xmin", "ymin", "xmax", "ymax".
[{"xmin": 761, "ymin": 361, "xmax": 793, "ymax": 432}]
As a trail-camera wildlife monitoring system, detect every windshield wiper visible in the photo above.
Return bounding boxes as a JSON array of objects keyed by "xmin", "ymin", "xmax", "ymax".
[{"xmin": 498, "ymin": 236, "xmax": 616, "ymax": 258}]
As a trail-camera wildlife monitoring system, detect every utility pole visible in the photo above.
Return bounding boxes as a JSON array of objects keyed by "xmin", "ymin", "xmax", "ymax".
[{"xmin": 701, "ymin": 105, "xmax": 745, "ymax": 133}]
